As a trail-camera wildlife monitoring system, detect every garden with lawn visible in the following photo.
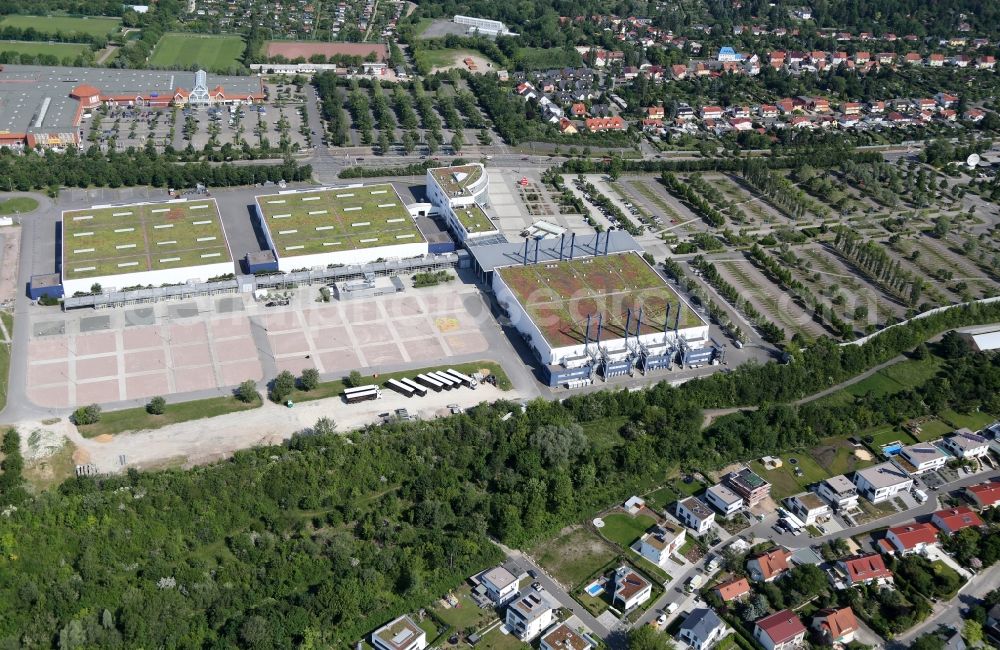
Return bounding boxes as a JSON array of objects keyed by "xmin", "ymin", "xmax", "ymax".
[
  {"xmin": 600, "ymin": 512, "xmax": 656, "ymax": 548},
  {"xmin": 750, "ymin": 453, "xmax": 830, "ymax": 499}
]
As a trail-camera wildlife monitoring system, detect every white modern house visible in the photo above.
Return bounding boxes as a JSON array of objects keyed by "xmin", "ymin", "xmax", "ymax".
[
  {"xmin": 853, "ymin": 462, "xmax": 914, "ymax": 503},
  {"xmin": 705, "ymin": 484, "xmax": 744, "ymax": 516},
  {"xmin": 371, "ymin": 615, "xmax": 428, "ymax": 650},
  {"xmin": 815, "ymin": 475, "xmax": 860, "ymax": 512},
  {"xmin": 941, "ymin": 429, "xmax": 991, "ymax": 459},
  {"xmin": 676, "ymin": 496, "xmax": 716, "ymax": 534},
  {"xmin": 785, "ymin": 492, "xmax": 831, "ymax": 526},
  {"xmin": 505, "ymin": 591, "xmax": 554, "ymax": 641},
  {"xmin": 540, "ymin": 624, "xmax": 594, "ymax": 650},
  {"xmin": 897, "ymin": 443, "xmax": 948, "ymax": 475},
  {"xmin": 637, "ymin": 524, "xmax": 686, "ymax": 567},
  {"xmin": 612, "ymin": 566, "xmax": 652, "ymax": 611},
  {"xmin": 478, "ymin": 566, "xmax": 519, "ymax": 604}
]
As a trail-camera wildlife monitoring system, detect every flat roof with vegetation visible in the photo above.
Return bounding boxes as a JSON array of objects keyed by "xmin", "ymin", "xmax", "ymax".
[
  {"xmin": 61, "ymin": 199, "xmax": 232, "ymax": 281},
  {"xmin": 255, "ymin": 184, "xmax": 425, "ymax": 258},
  {"xmin": 454, "ymin": 202, "xmax": 496, "ymax": 234},
  {"xmin": 496, "ymin": 251, "xmax": 704, "ymax": 349},
  {"xmin": 430, "ymin": 164, "xmax": 484, "ymax": 197}
]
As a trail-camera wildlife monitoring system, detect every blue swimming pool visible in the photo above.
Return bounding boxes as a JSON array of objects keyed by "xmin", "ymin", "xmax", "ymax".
[
  {"xmin": 585, "ymin": 581, "xmax": 605, "ymax": 597},
  {"xmin": 882, "ymin": 442, "xmax": 903, "ymax": 456}
]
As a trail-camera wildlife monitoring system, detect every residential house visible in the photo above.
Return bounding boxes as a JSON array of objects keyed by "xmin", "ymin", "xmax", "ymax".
[
  {"xmin": 932, "ymin": 506, "xmax": 984, "ymax": 535},
  {"xmin": 876, "ymin": 52, "xmax": 895, "ymax": 65},
  {"xmin": 966, "ymin": 482, "xmax": 1000, "ymax": 509},
  {"xmin": 558, "ymin": 118, "xmax": 578, "ymax": 134},
  {"xmin": 951, "ymin": 55, "xmax": 971, "ymax": 67},
  {"xmin": 678, "ymin": 608, "xmax": 728, "ymax": 650},
  {"xmin": 754, "ymin": 610, "xmax": 807, "ymax": 650},
  {"xmin": 715, "ymin": 577, "xmax": 752, "ymax": 603},
  {"xmin": 747, "ymin": 548, "xmax": 791, "ymax": 582},
  {"xmin": 883, "ymin": 522, "xmax": 939, "ymax": 555},
  {"xmin": 941, "ymin": 109, "xmax": 957, "ymax": 122},
  {"xmin": 776, "ymin": 97, "xmax": 797, "ymax": 114},
  {"xmin": 842, "ymin": 102, "xmax": 862, "ymax": 115},
  {"xmin": 638, "ymin": 524, "xmax": 686, "ymax": 567},
  {"xmin": 853, "ymin": 462, "xmax": 914, "ymax": 503},
  {"xmin": 977, "ymin": 56, "xmax": 997, "ymax": 70},
  {"xmin": 868, "ymin": 100, "xmax": 886, "ymax": 113},
  {"xmin": 725, "ymin": 467, "xmax": 771, "ymax": 507},
  {"xmin": 478, "ymin": 566, "xmax": 519, "ymax": 604},
  {"xmin": 671, "ymin": 64, "xmax": 689, "ymax": 80},
  {"xmin": 904, "ymin": 52, "xmax": 923, "ymax": 65},
  {"xmin": 964, "ymin": 109, "xmax": 986, "ymax": 122},
  {"xmin": 371, "ymin": 615, "xmax": 428, "ymax": 650},
  {"xmin": 812, "ymin": 607, "xmax": 859, "ymax": 645},
  {"xmin": 935, "ymin": 93, "xmax": 959, "ymax": 108},
  {"xmin": 624, "ymin": 496, "xmax": 646, "ymax": 514},
  {"xmin": 815, "ymin": 475, "xmax": 860, "ymax": 512},
  {"xmin": 855, "ymin": 51, "xmax": 871, "ymax": 64},
  {"xmin": 540, "ymin": 624, "xmax": 593, "ymax": 650},
  {"xmin": 705, "ymin": 484, "xmax": 744, "ymax": 516},
  {"xmin": 831, "ymin": 51, "xmax": 848, "ymax": 65},
  {"xmin": 838, "ymin": 553, "xmax": 893, "ymax": 587},
  {"xmin": 941, "ymin": 429, "xmax": 990, "ymax": 459},
  {"xmin": 928, "ymin": 53, "xmax": 945, "ymax": 67},
  {"xmin": 759, "ymin": 104, "xmax": 779, "ymax": 118},
  {"xmin": 790, "ymin": 115, "xmax": 813, "ymax": 129},
  {"xmin": 677, "ymin": 497, "xmax": 716, "ymax": 534},
  {"xmin": 585, "ymin": 116, "xmax": 626, "ymax": 132},
  {"xmin": 897, "ymin": 443, "xmax": 947, "ymax": 475},
  {"xmin": 612, "ymin": 566, "xmax": 652, "ymax": 611},
  {"xmin": 915, "ymin": 98, "xmax": 937, "ymax": 112},
  {"xmin": 676, "ymin": 103, "xmax": 696, "ymax": 120},
  {"xmin": 570, "ymin": 103, "xmax": 587, "ymax": 117},
  {"xmin": 786, "ymin": 493, "xmax": 831, "ymax": 526},
  {"xmin": 730, "ymin": 117, "xmax": 753, "ymax": 131},
  {"xmin": 646, "ymin": 106, "xmax": 665, "ymax": 120},
  {"xmin": 701, "ymin": 105, "xmax": 724, "ymax": 119},
  {"xmin": 505, "ymin": 591, "xmax": 554, "ymax": 641}
]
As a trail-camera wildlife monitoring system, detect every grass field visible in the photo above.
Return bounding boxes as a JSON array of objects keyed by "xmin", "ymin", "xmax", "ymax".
[
  {"xmin": 0, "ymin": 40, "xmax": 90, "ymax": 58},
  {"xmin": 532, "ymin": 527, "xmax": 617, "ymax": 588},
  {"xmin": 256, "ymin": 185, "xmax": 424, "ymax": 258},
  {"xmin": 940, "ymin": 409, "xmax": 997, "ymax": 432},
  {"xmin": 580, "ymin": 416, "xmax": 628, "ymax": 451},
  {"xmin": 0, "ymin": 15, "xmax": 120, "ymax": 38},
  {"xmin": 751, "ymin": 453, "xmax": 831, "ymax": 499},
  {"xmin": 0, "ymin": 311, "xmax": 10, "ymax": 412},
  {"xmin": 430, "ymin": 586, "xmax": 496, "ymax": 631},
  {"xmin": 601, "ymin": 512, "xmax": 655, "ymax": 547},
  {"xmin": 0, "ymin": 197, "xmax": 38, "ymax": 215},
  {"xmin": 820, "ymin": 355, "xmax": 944, "ymax": 407},
  {"xmin": 77, "ymin": 394, "xmax": 262, "ymax": 438},
  {"xmin": 281, "ymin": 360, "xmax": 512, "ymax": 404},
  {"xmin": 149, "ymin": 32, "xmax": 244, "ymax": 71},
  {"xmin": 497, "ymin": 251, "xmax": 702, "ymax": 348},
  {"xmin": 62, "ymin": 199, "xmax": 232, "ymax": 280},
  {"xmin": 809, "ymin": 437, "xmax": 876, "ymax": 476}
]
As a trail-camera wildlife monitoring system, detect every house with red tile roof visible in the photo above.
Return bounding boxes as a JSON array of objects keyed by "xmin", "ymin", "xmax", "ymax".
[
  {"xmin": 570, "ymin": 103, "xmax": 587, "ymax": 117},
  {"xmin": 837, "ymin": 553, "xmax": 893, "ymax": 587},
  {"xmin": 932, "ymin": 506, "xmax": 983, "ymax": 535},
  {"xmin": 904, "ymin": 52, "xmax": 922, "ymax": 65},
  {"xmin": 754, "ymin": 610, "xmax": 807, "ymax": 650},
  {"xmin": 977, "ymin": 56, "xmax": 996, "ymax": 70},
  {"xmin": 646, "ymin": 106, "xmax": 665, "ymax": 120},
  {"xmin": 967, "ymin": 482, "xmax": 1000, "ymax": 509},
  {"xmin": 747, "ymin": 548, "xmax": 790, "ymax": 582},
  {"xmin": 700, "ymin": 105, "xmax": 724, "ymax": 119},
  {"xmin": 882, "ymin": 522, "xmax": 939, "ymax": 555},
  {"xmin": 964, "ymin": 108, "xmax": 985, "ymax": 122},
  {"xmin": 928, "ymin": 53, "xmax": 945, "ymax": 67},
  {"xmin": 584, "ymin": 116, "xmax": 626, "ymax": 132},
  {"xmin": 812, "ymin": 607, "xmax": 858, "ymax": 645},
  {"xmin": 714, "ymin": 577, "xmax": 752, "ymax": 602}
]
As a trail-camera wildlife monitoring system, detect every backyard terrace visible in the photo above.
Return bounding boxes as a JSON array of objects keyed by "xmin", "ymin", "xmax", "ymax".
[
  {"xmin": 255, "ymin": 185, "xmax": 425, "ymax": 258},
  {"xmin": 496, "ymin": 252, "xmax": 704, "ymax": 348},
  {"xmin": 61, "ymin": 199, "xmax": 231, "ymax": 280}
]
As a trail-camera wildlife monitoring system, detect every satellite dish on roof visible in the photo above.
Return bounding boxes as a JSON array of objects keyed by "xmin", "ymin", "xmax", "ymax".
[{"xmin": 967, "ymin": 153, "xmax": 981, "ymax": 169}]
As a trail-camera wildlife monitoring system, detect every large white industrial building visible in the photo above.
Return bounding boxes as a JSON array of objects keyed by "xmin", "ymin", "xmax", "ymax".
[
  {"xmin": 59, "ymin": 198, "xmax": 235, "ymax": 297},
  {"xmin": 489, "ymin": 239, "xmax": 713, "ymax": 385},
  {"xmin": 253, "ymin": 184, "xmax": 429, "ymax": 272},
  {"xmin": 424, "ymin": 164, "xmax": 498, "ymax": 243}
]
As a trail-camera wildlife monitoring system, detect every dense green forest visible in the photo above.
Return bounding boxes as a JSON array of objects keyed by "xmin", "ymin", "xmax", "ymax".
[{"xmin": 1, "ymin": 299, "xmax": 1000, "ymax": 646}]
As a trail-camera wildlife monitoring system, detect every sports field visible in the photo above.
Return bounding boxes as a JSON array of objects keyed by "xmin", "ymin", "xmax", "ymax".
[
  {"xmin": 255, "ymin": 185, "xmax": 426, "ymax": 258},
  {"xmin": 0, "ymin": 41, "xmax": 90, "ymax": 58},
  {"xmin": 149, "ymin": 33, "xmax": 244, "ymax": 71},
  {"xmin": 497, "ymin": 251, "xmax": 704, "ymax": 347},
  {"xmin": 0, "ymin": 15, "xmax": 121, "ymax": 38},
  {"xmin": 62, "ymin": 199, "xmax": 232, "ymax": 280}
]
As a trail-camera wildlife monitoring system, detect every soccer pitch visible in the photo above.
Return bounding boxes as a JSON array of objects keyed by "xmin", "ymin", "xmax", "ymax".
[
  {"xmin": 0, "ymin": 41, "xmax": 90, "ymax": 58},
  {"xmin": 0, "ymin": 15, "xmax": 121, "ymax": 38},
  {"xmin": 149, "ymin": 33, "xmax": 245, "ymax": 71},
  {"xmin": 62, "ymin": 199, "xmax": 232, "ymax": 281},
  {"xmin": 497, "ymin": 251, "xmax": 703, "ymax": 348},
  {"xmin": 255, "ymin": 185, "xmax": 426, "ymax": 258}
]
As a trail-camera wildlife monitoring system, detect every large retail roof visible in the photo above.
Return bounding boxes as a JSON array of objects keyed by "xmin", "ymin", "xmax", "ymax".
[
  {"xmin": 61, "ymin": 199, "xmax": 232, "ymax": 281},
  {"xmin": 0, "ymin": 65, "xmax": 263, "ymax": 136},
  {"xmin": 255, "ymin": 184, "xmax": 425, "ymax": 258},
  {"xmin": 496, "ymin": 250, "xmax": 703, "ymax": 348}
]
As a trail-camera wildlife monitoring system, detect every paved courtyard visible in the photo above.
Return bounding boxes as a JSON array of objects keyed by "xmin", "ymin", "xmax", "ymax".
[{"xmin": 22, "ymin": 281, "xmax": 492, "ymax": 409}]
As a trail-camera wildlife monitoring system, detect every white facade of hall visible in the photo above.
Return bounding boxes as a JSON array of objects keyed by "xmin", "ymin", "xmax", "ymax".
[{"xmin": 424, "ymin": 164, "xmax": 494, "ymax": 242}]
